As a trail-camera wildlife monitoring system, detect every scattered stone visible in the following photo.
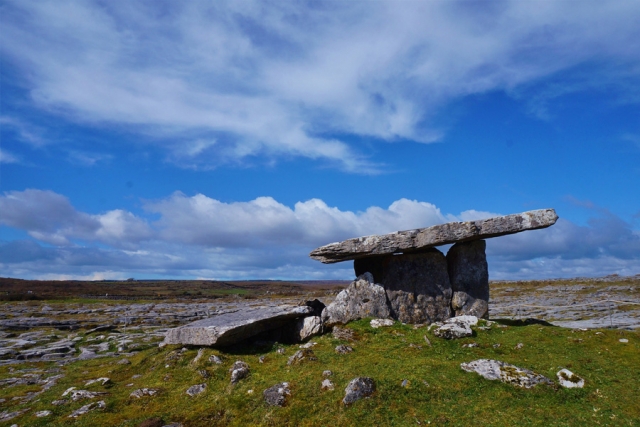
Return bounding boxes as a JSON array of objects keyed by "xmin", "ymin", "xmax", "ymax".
[
  {"xmin": 447, "ymin": 240, "xmax": 489, "ymax": 318},
  {"xmin": 163, "ymin": 305, "xmax": 314, "ymax": 347},
  {"xmin": 343, "ymin": 377, "xmax": 376, "ymax": 405},
  {"xmin": 310, "ymin": 209, "xmax": 558, "ymax": 263},
  {"xmin": 35, "ymin": 410, "xmax": 52, "ymax": 417},
  {"xmin": 263, "ymin": 382, "xmax": 291, "ymax": 407},
  {"xmin": 191, "ymin": 348, "xmax": 205, "ymax": 365},
  {"xmin": 401, "ymin": 379, "xmax": 409, "ymax": 387},
  {"xmin": 85, "ymin": 377, "xmax": 110, "ymax": 386},
  {"xmin": 230, "ymin": 361, "xmax": 250, "ymax": 384},
  {"xmin": 130, "ymin": 388, "xmax": 159, "ymax": 398},
  {"xmin": 185, "ymin": 384, "xmax": 206, "ymax": 397},
  {"xmin": 321, "ymin": 273, "xmax": 391, "ymax": 326},
  {"xmin": 197, "ymin": 369, "xmax": 210, "ymax": 379},
  {"xmin": 118, "ymin": 358, "xmax": 131, "ymax": 365},
  {"xmin": 258, "ymin": 355, "xmax": 266, "ymax": 363},
  {"xmin": 209, "ymin": 355, "xmax": 223, "ymax": 364},
  {"xmin": 321, "ymin": 379, "xmax": 335, "ymax": 391},
  {"xmin": 0, "ymin": 408, "xmax": 29, "ymax": 422},
  {"xmin": 462, "ymin": 343, "xmax": 478, "ymax": 348},
  {"xmin": 332, "ymin": 327, "xmax": 355, "ymax": 341},
  {"xmin": 514, "ymin": 343, "xmax": 524, "ymax": 350},
  {"xmin": 619, "ymin": 338, "xmax": 629, "ymax": 343},
  {"xmin": 557, "ymin": 369, "xmax": 585, "ymax": 388},
  {"xmin": 433, "ymin": 316, "xmax": 475, "ymax": 339},
  {"xmin": 335, "ymin": 345, "xmax": 353, "ymax": 354},
  {"xmin": 323, "ymin": 370, "xmax": 333, "ymax": 377},
  {"xmin": 51, "ymin": 399, "xmax": 67, "ymax": 405},
  {"xmin": 493, "ymin": 343, "xmax": 501, "ymax": 349},
  {"xmin": 370, "ymin": 319, "xmax": 394, "ymax": 328},
  {"xmin": 276, "ymin": 347, "xmax": 286, "ymax": 354},
  {"xmin": 423, "ymin": 335, "xmax": 432, "ymax": 347},
  {"xmin": 64, "ymin": 389, "xmax": 108, "ymax": 401},
  {"xmin": 408, "ymin": 343, "xmax": 422, "ymax": 349},
  {"xmin": 461, "ymin": 359, "xmax": 553, "ymax": 388},
  {"xmin": 299, "ymin": 341, "xmax": 317, "ymax": 349},
  {"xmin": 287, "ymin": 349, "xmax": 317, "ymax": 365},
  {"xmin": 68, "ymin": 400, "xmax": 105, "ymax": 418},
  {"xmin": 355, "ymin": 250, "xmax": 452, "ymax": 324},
  {"xmin": 78, "ymin": 348, "xmax": 98, "ymax": 360}
]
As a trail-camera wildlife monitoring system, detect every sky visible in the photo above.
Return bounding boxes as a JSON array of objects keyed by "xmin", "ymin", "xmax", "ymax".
[{"xmin": 1, "ymin": 0, "xmax": 639, "ymax": 282}]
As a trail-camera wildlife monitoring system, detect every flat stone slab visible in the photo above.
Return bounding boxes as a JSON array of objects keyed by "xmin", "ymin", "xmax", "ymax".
[
  {"xmin": 310, "ymin": 209, "xmax": 558, "ymax": 264},
  {"xmin": 163, "ymin": 305, "xmax": 314, "ymax": 347}
]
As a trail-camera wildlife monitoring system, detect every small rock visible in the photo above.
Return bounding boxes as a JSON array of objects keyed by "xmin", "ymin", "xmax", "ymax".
[
  {"xmin": 276, "ymin": 347, "xmax": 286, "ymax": 354},
  {"xmin": 619, "ymin": 338, "xmax": 629, "ymax": 343},
  {"xmin": 321, "ymin": 379, "xmax": 335, "ymax": 391},
  {"xmin": 51, "ymin": 399, "xmax": 67, "ymax": 406},
  {"xmin": 287, "ymin": 349, "xmax": 317, "ymax": 365},
  {"xmin": 401, "ymin": 379, "xmax": 409, "ymax": 388},
  {"xmin": 335, "ymin": 345, "xmax": 353, "ymax": 354},
  {"xmin": 35, "ymin": 410, "xmax": 52, "ymax": 417},
  {"xmin": 557, "ymin": 369, "xmax": 585, "ymax": 388},
  {"xmin": 514, "ymin": 343, "xmax": 524, "ymax": 350},
  {"xmin": 197, "ymin": 369, "xmax": 210, "ymax": 379},
  {"xmin": 68, "ymin": 400, "xmax": 106, "ymax": 418},
  {"xmin": 263, "ymin": 382, "xmax": 291, "ymax": 407},
  {"xmin": 343, "ymin": 377, "xmax": 376, "ymax": 405},
  {"xmin": 299, "ymin": 342, "xmax": 317, "ymax": 349},
  {"xmin": 493, "ymin": 343, "xmax": 501, "ymax": 349},
  {"xmin": 230, "ymin": 361, "xmax": 250, "ymax": 384},
  {"xmin": 130, "ymin": 388, "xmax": 159, "ymax": 398},
  {"xmin": 462, "ymin": 343, "xmax": 478, "ymax": 348},
  {"xmin": 323, "ymin": 370, "xmax": 333, "ymax": 377},
  {"xmin": 185, "ymin": 384, "xmax": 206, "ymax": 397},
  {"xmin": 85, "ymin": 377, "xmax": 111, "ymax": 386},
  {"xmin": 370, "ymin": 319, "xmax": 394, "ymax": 328},
  {"xmin": 117, "ymin": 358, "xmax": 131, "ymax": 365},
  {"xmin": 408, "ymin": 343, "xmax": 422, "ymax": 349},
  {"xmin": 208, "ymin": 354, "xmax": 223, "ymax": 364},
  {"xmin": 191, "ymin": 348, "xmax": 205, "ymax": 365},
  {"xmin": 461, "ymin": 359, "xmax": 553, "ymax": 388}
]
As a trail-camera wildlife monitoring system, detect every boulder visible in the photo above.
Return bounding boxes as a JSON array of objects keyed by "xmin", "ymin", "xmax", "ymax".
[
  {"xmin": 447, "ymin": 240, "xmax": 489, "ymax": 318},
  {"xmin": 310, "ymin": 209, "xmax": 558, "ymax": 263},
  {"xmin": 355, "ymin": 250, "xmax": 451, "ymax": 324},
  {"xmin": 263, "ymin": 382, "xmax": 291, "ymax": 407},
  {"xmin": 460, "ymin": 359, "xmax": 553, "ymax": 388},
  {"xmin": 343, "ymin": 377, "xmax": 376, "ymax": 405},
  {"xmin": 321, "ymin": 273, "xmax": 391, "ymax": 326},
  {"xmin": 163, "ymin": 304, "xmax": 314, "ymax": 346}
]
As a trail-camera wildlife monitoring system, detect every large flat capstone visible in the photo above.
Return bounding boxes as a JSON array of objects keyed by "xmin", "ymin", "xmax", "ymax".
[
  {"xmin": 310, "ymin": 209, "xmax": 558, "ymax": 264},
  {"xmin": 163, "ymin": 305, "xmax": 314, "ymax": 347}
]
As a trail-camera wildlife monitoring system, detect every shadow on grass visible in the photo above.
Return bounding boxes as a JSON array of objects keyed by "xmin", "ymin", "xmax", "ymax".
[{"xmin": 492, "ymin": 317, "xmax": 556, "ymax": 327}]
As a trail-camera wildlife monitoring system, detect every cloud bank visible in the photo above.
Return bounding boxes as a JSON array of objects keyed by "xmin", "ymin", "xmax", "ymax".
[
  {"xmin": 2, "ymin": 1, "xmax": 640, "ymax": 171},
  {"xmin": 1, "ymin": 189, "xmax": 638, "ymax": 280}
]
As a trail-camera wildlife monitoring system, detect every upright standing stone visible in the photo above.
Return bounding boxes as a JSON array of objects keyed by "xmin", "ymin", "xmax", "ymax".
[
  {"xmin": 354, "ymin": 249, "xmax": 452, "ymax": 324},
  {"xmin": 446, "ymin": 240, "xmax": 489, "ymax": 318}
]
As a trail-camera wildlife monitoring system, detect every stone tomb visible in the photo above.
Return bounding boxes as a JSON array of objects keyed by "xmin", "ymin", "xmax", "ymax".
[{"xmin": 310, "ymin": 209, "xmax": 558, "ymax": 323}]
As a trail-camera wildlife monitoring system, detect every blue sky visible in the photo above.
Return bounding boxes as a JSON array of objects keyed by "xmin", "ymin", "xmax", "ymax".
[{"xmin": 1, "ymin": 0, "xmax": 639, "ymax": 281}]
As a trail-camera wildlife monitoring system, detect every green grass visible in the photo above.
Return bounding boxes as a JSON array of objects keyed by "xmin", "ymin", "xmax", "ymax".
[{"xmin": 1, "ymin": 319, "xmax": 638, "ymax": 426}]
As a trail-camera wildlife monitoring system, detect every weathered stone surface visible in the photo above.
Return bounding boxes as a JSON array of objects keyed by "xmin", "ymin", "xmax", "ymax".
[
  {"xmin": 185, "ymin": 383, "xmax": 206, "ymax": 397},
  {"xmin": 68, "ymin": 400, "xmax": 105, "ymax": 418},
  {"xmin": 287, "ymin": 349, "xmax": 317, "ymax": 365},
  {"xmin": 343, "ymin": 377, "xmax": 376, "ymax": 405},
  {"xmin": 284, "ymin": 316, "xmax": 323, "ymax": 343},
  {"xmin": 163, "ymin": 304, "xmax": 314, "ymax": 346},
  {"xmin": 310, "ymin": 209, "xmax": 558, "ymax": 263},
  {"xmin": 461, "ymin": 359, "xmax": 553, "ymax": 388},
  {"xmin": 263, "ymin": 382, "xmax": 290, "ymax": 407},
  {"xmin": 355, "ymin": 250, "xmax": 451, "ymax": 324},
  {"xmin": 321, "ymin": 273, "xmax": 391, "ymax": 326},
  {"xmin": 557, "ymin": 369, "xmax": 585, "ymax": 388},
  {"xmin": 370, "ymin": 319, "xmax": 394, "ymax": 328},
  {"xmin": 335, "ymin": 344, "xmax": 353, "ymax": 354},
  {"xmin": 230, "ymin": 361, "xmax": 250, "ymax": 384},
  {"xmin": 130, "ymin": 388, "xmax": 159, "ymax": 398},
  {"xmin": 447, "ymin": 240, "xmax": 489, "ymax": 318},
  {"xmin": 432, "ymin": 315, "xmax": 478, "ymax": 339}
]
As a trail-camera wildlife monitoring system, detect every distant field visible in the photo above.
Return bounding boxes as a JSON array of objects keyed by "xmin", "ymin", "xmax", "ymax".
[{"xmin": 0, "ymin": 278, "xmax": 349, "ymax": 301}]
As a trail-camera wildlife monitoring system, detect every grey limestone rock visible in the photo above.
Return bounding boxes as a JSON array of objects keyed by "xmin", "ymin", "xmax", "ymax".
[
  {"xmin": 310, "ymin": 209, "xmax": 558, "ymax": 263},
  {"xmin": 230, "ymin": 361, "xmax": 250, "ymax": 384},
  {"xmin": 287, "ymin": 349, "xmax": 317, "ymax": 365},
  {"xmin": 185, "ymin": 383, "xmax": 206, "ymax": 397},
  {"xmin": 557, "ymin": 369, "xmax": 585, "ymax": 388},
  {"xmin": 432, "ymin": 315, "xmax": 478, "ymax": 339},
  {"xmin": 355, "ymin": 250, "xmax": 452, "ymax": 324},
  {"xmin": 263, "ymin": 382, "xmax": 291, "ymax": 406},
  {"xmin": 163, "ymin": 304, "xmax": 314, "ymax": 346},
  {"xmin": 321, "ymin": 273, "xmax": 391, "ymax": 326},
  {"xmin": 68, "ymin": 400, "xmax": 105, "ymax": 418},
  {"xmin": 370, "ymin": 318, "xmax": 394, "ymax": 328},
  {"xmin": 335, "ymin": 344, "xmax": 353, "ymax": 354},
  {"xmin": 130, "ymin": 388, "xmax": 159, "ymax": 398},
  {"xmin": 461, "ymin": 359, "xmax": 553, "ymax": 388},
  {"xmin": 343, "ymin": 377, "xmax": 376, "ymax": 405},
  {"xmin": 447, "ymin": 240, "xmax": 489, "ymax": 318}
]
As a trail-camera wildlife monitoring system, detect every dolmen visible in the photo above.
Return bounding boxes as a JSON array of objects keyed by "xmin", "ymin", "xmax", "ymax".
[
  {"xmin": 163, "ymin": 209, "xmax": 557, "ymax": 347},
  {"xmin": 311, "ymin": 208, "xmax": 557, "ymax": 324}
]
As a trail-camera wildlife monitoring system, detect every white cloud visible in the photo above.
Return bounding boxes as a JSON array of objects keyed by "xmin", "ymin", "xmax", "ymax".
[
  {"xmin": 0, "ymin": 148, "xmax": 19, "ymax": 164},
  {"xmin": 1, "ymin": 189, "xmax": 639, "ymax": 280},
  {"xmin": 1, "ymin": 1, "xmax": 639, "ymax": 170}
]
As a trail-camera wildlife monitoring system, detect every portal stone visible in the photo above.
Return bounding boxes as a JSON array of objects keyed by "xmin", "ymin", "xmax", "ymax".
[
  {"xmin": 446, "ymin": 240, "xmax": 489, "ymax": 318},
  {"xmin": 354, "ymin": 249, "xmax": 452, "ymax": 324}
]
